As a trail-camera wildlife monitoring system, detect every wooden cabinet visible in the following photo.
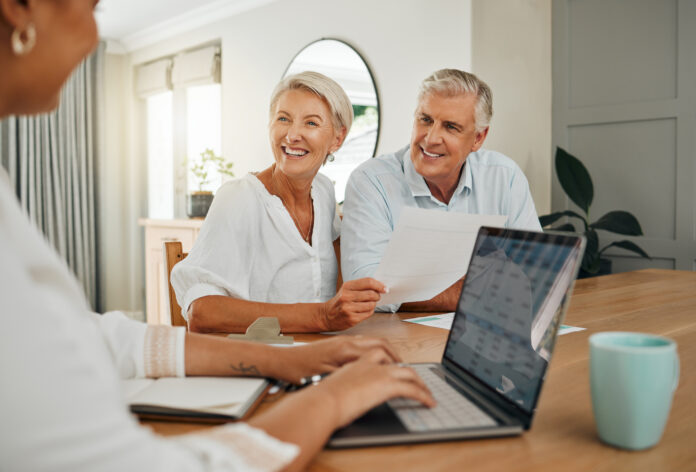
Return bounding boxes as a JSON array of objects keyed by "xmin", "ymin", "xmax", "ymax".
[{"xmin": 139, "ymin": 218, "xmax": 203, "ymax": 325}]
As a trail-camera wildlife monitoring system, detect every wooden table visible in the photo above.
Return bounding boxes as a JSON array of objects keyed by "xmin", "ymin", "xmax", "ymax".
[{"xmin": 145, "ymin": 269, "xmax": 696, "ymax": 471}]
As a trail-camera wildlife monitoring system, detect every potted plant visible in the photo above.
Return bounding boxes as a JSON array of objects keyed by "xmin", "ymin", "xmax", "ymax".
[
  {"xmin": 187, "ymin": 148, "xmax": 234, "ymax": 218},
  {"xmin": 539, "ymin": 147, "xmax": 650, "ymax": 278}
]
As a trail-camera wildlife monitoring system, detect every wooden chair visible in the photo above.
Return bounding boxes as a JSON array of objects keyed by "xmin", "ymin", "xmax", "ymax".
[{"xmin": 164, "ymin": 241, "xmax": 188, "ymax": 327}]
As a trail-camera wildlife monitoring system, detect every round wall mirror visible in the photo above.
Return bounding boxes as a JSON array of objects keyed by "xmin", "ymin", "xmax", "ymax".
[{"xmin": 284, "ymin": 38, "xmax": 380, "ymax": 203}]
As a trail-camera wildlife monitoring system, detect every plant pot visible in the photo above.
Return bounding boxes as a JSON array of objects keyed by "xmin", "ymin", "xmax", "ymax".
[
  {"xmin": 187, "ymin": 192, "xmax": 214, "ymax": 218},
  {"xmin": 578, "ymin": 258, "xmax": 613, "ymax": 279}
]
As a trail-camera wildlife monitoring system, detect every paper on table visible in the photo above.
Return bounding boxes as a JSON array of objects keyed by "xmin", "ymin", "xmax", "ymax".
[
  {"xmin": 404, "ymin": 313, "xmax": 585, "ymax": 337},
  {"xmin": 404, "ymin": 312, "xmax": 455, "ymax": 330},
  {"xmin": 374, "ymin": 207, "xmax": 506, "ymax": 306},
  {"xmin": 558, "ymin": 325, "xmax": 586, "ymax": 335}
]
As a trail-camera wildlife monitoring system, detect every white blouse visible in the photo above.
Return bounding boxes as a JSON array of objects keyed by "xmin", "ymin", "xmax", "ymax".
[
  {"xmin": 0, "ymin": 169, "xmax": 298, "ymax": 472},
  {"xmin": 172, "ymin": 173, "xmax": 341, "ymax": 318}
]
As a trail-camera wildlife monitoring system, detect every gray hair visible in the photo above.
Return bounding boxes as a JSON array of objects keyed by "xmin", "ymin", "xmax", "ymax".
[
  {"xmin": 269, "ymin": 71, "xmax": 353, "ymax": 133},
  {"xmin": 418, "ymin": 69, "xmax": 493, "ymax": 132}
]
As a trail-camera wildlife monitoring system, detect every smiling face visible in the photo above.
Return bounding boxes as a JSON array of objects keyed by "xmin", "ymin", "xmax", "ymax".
[
  {"xmin": 410, "ymin": 92, "xmax": 488, "ymax": 202},
  {"xmin": 269, "ymin": 89, "xmax": 345, "ymax": 182}
]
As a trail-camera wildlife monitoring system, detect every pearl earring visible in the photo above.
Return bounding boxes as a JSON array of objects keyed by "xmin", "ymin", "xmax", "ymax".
[{"xmin": 11, "ymin": 23, "xmax": 36, "ymax": 56}]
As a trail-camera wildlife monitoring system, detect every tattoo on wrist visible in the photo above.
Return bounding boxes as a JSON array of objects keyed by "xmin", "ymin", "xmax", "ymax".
[{"xmin": 229, "ymin": 362, "xmax": 261, "ymax": 376}]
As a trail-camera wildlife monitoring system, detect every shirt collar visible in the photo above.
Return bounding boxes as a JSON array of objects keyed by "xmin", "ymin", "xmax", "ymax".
[{"xmin": 403, "ymin": 145, "xmax": 473, "ymax": 200}]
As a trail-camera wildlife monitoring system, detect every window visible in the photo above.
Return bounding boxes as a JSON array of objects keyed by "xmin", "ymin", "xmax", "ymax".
[
  {"xmin": 146, "ymin": 92, "xmax": 173, "ymax": 219},
  {"xmin": 137, "ymin": 45, "xmax": 222, "ymax": 219},
  {"xmin": 186, "ymin": 84, "xmax": 222, "ymax": 193}
]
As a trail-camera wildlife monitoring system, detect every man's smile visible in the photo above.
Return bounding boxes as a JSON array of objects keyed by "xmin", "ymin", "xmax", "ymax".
[{"xmin": 420, "ymin": 146, "xmax": 445, "ymax": 159}]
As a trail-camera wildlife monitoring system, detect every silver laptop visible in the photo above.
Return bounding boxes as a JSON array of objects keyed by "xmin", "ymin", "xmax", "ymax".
[{"xmin": 329, "ymin": 227, "xmax": 585, "ymax": 448}]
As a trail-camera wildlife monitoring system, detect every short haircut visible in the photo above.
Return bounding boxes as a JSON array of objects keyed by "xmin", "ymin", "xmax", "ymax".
[
  {"xmin": 269, "ymin": 71, "xmax": 353, "ymax": 133},
  {"xmin": 418, "ymin": 69, "xmax": 493, "ymax": 132}
]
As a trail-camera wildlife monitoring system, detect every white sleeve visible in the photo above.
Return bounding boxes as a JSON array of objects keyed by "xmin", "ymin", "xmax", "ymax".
[
  {"xmin": 171, "ymin": 181, "xmax": 256, "ymax": 317},
  {"xmin": 0, "ymin": 232, "xmax": 298, "ymax": 472},
  {"xmin": 175, "ymin": 423, "xmax": 299, "ymax": 472},
  {"xmin": 94, "ymin": 311, "xmax": 185, "ymax": 379}
]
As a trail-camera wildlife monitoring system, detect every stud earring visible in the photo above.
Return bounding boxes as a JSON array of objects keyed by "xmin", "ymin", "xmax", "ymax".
[
  {"xmin": 11, "ymin": 23, "xmax": 36, "ymax": 56},
  {"xmin": 327, "ymin": 153, "xmax": 335, "ymax": 163}
]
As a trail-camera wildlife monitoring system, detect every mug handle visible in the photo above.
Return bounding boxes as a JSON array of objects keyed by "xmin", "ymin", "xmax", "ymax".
[{"xmin": 673, "ymin": 354, "xmax": 680, "ymax": 391}]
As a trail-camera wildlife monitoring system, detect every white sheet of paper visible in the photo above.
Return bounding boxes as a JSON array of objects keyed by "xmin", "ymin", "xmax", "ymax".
[
  {"xmin": 373, "ymin": 207, "xmax": 506, "ymax": 306},
  {"xmin": 404, "ymin": 312, "xmax": 455, "ymax": 330},
  {"xmin": 404, "ymin": 314, "xmax": 585, "ymax": 338}
]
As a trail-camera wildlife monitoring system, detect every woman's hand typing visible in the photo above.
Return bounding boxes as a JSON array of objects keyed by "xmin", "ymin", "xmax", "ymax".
[{"xmin": 267, "ymin": 335, "xmax": 400, "ymax": 384}]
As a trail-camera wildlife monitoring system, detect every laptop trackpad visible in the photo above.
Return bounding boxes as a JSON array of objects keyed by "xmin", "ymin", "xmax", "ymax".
[{"xmin": 332, "ymin": 403, "xmax": 407, "ymax": 440}]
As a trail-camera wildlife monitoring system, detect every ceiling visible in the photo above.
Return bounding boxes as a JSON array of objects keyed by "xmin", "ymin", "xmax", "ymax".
[{"xmin": 95, "ymin": 0, "xmax": 275, "ymax": 51}]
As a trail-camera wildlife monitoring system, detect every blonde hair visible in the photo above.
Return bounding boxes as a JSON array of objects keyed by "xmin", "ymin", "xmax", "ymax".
[
  {"xmin": 419, "ymin": 69, "xmax": 493, "ymax": 132},
  {"xmin": 269, "ymin": 71, "xmax": 353, "ymax": 133}
]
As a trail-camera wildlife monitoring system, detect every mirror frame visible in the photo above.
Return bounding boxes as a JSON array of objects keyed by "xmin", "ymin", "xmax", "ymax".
[{"xmin": 282, "ymin": 37, "xmax": 381, "ymax": 159}]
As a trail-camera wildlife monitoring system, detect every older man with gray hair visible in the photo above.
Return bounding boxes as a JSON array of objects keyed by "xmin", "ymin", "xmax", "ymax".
[{"xmin": 341, "ymin": 68, "xmax": 541, "ymax": 313}]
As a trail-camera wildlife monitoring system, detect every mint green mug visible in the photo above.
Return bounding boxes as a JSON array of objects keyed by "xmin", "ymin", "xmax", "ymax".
[{"xmin": 589, "ymin": 332, "xmax": 679, "ymax": 450}]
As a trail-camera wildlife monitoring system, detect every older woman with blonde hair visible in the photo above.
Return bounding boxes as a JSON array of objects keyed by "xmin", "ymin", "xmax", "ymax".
[
  {"xmin": 172, "ymin": 71, "xmax": 386, "ymax": 333},
  {"xmin": 0, "ymin": 1, "xmax": 434, "ymax": 471}
]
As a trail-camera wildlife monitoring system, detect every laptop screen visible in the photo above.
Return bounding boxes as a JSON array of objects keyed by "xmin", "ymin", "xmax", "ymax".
[{"xmin": 443, "ymin": 228, "xmax": 582, "ymax": 414}]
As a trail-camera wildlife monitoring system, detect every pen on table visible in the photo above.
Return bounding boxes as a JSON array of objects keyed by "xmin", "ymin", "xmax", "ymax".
[
  {"xmin": 285, "ymin": 373, "xmax": 328, "ymax": 392},
  {"xmin": 268, "ymin": 379, "xmax": 288, "ymax": 395}
]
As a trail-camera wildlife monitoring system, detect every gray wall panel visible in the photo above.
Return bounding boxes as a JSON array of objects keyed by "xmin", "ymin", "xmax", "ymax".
[
  {"xmin": 568, "ymin": 0, "xmax": 677, "ymax": 108},
  {"xmin": 553, "ymin": 0, "xmax": 695, "ymax": 274},
  {"xmin": 567, "ymin": 118, "xmax": 676, "ymax": 239}
]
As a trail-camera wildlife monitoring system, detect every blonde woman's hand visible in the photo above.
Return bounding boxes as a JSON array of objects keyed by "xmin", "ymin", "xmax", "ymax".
[{"xmin": 319, "ymin": 278, "xmax": 386, "ymax": 331}]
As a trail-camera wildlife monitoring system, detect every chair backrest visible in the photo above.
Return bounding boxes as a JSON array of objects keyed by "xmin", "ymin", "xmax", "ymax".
[{"xmin": 164, "ymin": 241, "xmax": 188, "ymax": 327}]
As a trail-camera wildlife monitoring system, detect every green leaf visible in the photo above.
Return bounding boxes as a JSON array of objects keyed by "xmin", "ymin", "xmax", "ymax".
[
  {"xmin": 599, "ymin": 240, "xmax": 651, "ymax": 259},
  {"xmin": 555, "ymin": 147, "xmax": 593, "ymax": 214},
  {"xmin": 590, "ymin": 211, "xmax": 643, "ymax": 236},
  {"xmin": 582, "ymin": 229, "xmax": 599, "ymax": 273},
  {"xmin": 539, "ymin": 210, "xmax": 587, "ymax": 228}
]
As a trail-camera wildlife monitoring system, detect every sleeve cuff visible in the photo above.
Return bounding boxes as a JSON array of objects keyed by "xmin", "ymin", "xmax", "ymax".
[
  {"xmin": 175, "ymin": 326, "xmax": 186, "ymax": 377},
  {"xmin": 144, "ymin": 325, "xmax": 186, "ymax": 378},
  {"xmin": 177, "ymin": 423, "xmax": 299, "ymax": 472}
]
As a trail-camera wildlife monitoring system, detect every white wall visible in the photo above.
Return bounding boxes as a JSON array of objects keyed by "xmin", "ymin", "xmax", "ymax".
[
  {"xmin": 472, "ymin": 0, "xmax": 552, "ymax": 214},
  {"xmin": 130, "ymin": 0, "xmax": 473, "ymax": 177},
  {"xmin": 99, "ymin": 53, "xmax": 130, "ymax": 312},
  {"xmin": 100, "ymin": 53, "xmax": 146, "ymax": 313},
  {"xmin": 101, "ymin": 0, "xmax": 553, "ymax": 312}
]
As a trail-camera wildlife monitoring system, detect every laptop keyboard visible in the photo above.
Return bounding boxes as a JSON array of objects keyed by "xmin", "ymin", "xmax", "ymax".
[{"xmin": 388, "ymin": 364, "xmax": 497, "ymax": 432}]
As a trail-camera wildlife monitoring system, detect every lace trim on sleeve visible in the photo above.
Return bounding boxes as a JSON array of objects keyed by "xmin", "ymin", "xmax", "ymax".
[
  {"xmin": 143, "ymin": 325, "xmax": 183, "ymax": 378},
  {"xmin": 177, "ymin": 423, "xmax": 299, "ymax": 472}
]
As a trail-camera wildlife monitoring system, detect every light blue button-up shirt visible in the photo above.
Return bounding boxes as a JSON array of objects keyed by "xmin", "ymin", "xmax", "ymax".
[{"xmin": 341, "ymin": 145, "xmax": 541, "ymax": 311}]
